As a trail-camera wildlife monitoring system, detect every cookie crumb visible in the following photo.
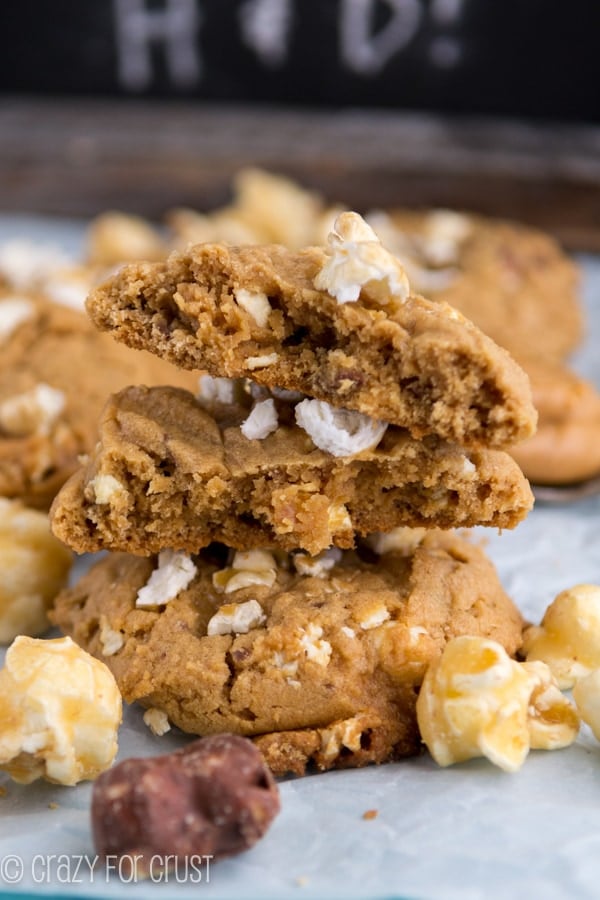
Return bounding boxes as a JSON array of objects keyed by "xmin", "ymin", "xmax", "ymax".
[
  {"xmin": 362, "ymin": 809, "xmax": 378, "ymax": 820},
  {"xmin": 48, "ymin": 802, "xmax": 59, "ymax": 810}
]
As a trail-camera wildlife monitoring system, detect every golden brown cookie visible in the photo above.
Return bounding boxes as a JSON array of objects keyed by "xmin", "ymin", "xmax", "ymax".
[
  {"xmin": 50, "ymin": 530, "xmax": 525, "ymax": 776},
  {"xmin": 509, "ymin": 358, "xmax": 600, "ymax": 485},
  {"xmin": 86, "ymin": 239, "xmax": 536, "ymax": 449},
  {"xmin": 50, "ymin": 384, "xmax": 533, "ymax": 557},
  {"xmin": 366, "ymin": 209, "xmax": 583, "ymax": 364},
  {"xmin": 0, "ymin": 291, "xmax": 198, "ymax": 508}
]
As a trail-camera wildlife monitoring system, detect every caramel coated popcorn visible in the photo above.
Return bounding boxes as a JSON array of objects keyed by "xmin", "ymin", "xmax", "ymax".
[
  {"xmin": 416, "ymin": 636, "xmax": 578, "ymax": 772},
  {"xmin": 522, "ymin": 584, "xmax": 600, "ymax": 689},
  {"xmin": 0, "ymin": 498, "xmax": 72, "ymax": 643},
  {"xmin": 0, "ymin": 635, "xmax": 122, "ymax": 785}
]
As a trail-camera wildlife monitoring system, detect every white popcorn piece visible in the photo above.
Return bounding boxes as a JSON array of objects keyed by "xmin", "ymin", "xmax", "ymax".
[
  {"xmin": 367, "ymin": 527, "xmax": 427, "ymax": 556},
  {"xmin": 408, "ymin": 626, "xmax": 429, "ymax": 645},
  {"xmin": 341, "ymin": 625, "xmax": 356, "ymax": 639},
  {"xmin": 197, "ymin": 374, "xmax": 243, "ymax": 407},
  {"xmin": 98, "ymin": 616, "xmax": 124, "ymax": 657},
  {"xmin": 0, "ymin": 296, "xmax": 35, "ymax": 343},
  {"xmin": 136, "ymin": 549, "xmax": 197, "ymax": 608},
  {"xmin": 293, "ymin": 547, "xmax": 343, "ymax": 578},
  {"xmin": 272, "ymin": 651, "xmax": 299, "ymax": 680},
  {"xmin": 416, "ymin": 636, "xmax": 535, "ymax": 772},
  {"xmin": 0, "ymin": 383, "xmax": 65, "ymax": 436},
  {"xmin": 0, "ymin": 240, "xmax": 72, "ymax": 290},
  {"xmin": 572, "ymin": 670, "xmax": 600, "ymax": 742},
  {"xmin": 359, "ymin": 602, "xmax": 390, "ymax": 631},
  {"xmin": 522, "ymin": 660, "xmax": 579, "ymax": 750},
  {"xmin": 295, "ymin": 398, "xmax": 387, "ymax": 458},
  {"xmin": 143, "ymin": 708, "xmax": 171, "ymax": 736},
  {"xmin": 241, "ymin": 398, "xmax": 278, "ymax": 440},
  {"xmin": 0, "ymin": 635, "xmax": 122, "ymax": 785},
  {"xmin": 245, "ymin": 353, "xmax": 279, "ymax": 370},
  {"xmin": 298, "ymin": 623, "xmax": 332, "ymax": 667},
  {"xmin": 423, "ymin": 210, "xmax": 472, "ymax": 266},
  {"xmin": 314, "ymin": 211, "xmax": 410, "ymax": 308},
  {"xmin": 234, "ymin": 288, "xmax": 272, "ymax": 327},
  {"xmin": 320, "ymin": 715, "xmax": 365, "ymax": 762},
  {"xmin": 522, "ymin": 584, "xmax": 600, "ymax": 689},
  {"xmin": 0, "ymin": 498, "xmax": 72, "ymax": 643},
  {"xmin": 461, "ymin": 456, "xmax": 477, "ymax": 477},
  {"xmin": 90, "ymin": 473, "xmax": 127, "ymax": 505},
  {"xmin": 212, "ymin": 549, "xmax": 278, "ymax": 594},
  {"xmin": 207, "ymin": 599, "xmax": 266, "ymax": 636},
  {"xmin": 87, "ymin": 211, "xmax": 165, "ymax": 266}
]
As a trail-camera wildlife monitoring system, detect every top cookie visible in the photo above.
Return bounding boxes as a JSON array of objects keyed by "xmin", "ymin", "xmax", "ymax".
[{"xmin": 87, "ymin": 213, "xmax": 536, "ymax": 450}]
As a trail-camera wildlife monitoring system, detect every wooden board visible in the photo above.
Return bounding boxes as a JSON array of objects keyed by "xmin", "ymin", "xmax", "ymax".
[{"xmin": 2, "ymin": 98, "xmax": 600, "ymax": 250}]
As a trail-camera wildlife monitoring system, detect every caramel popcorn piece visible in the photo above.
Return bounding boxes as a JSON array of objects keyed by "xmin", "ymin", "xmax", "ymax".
[
  {"xmin": 212, "ymin": 549, "xmax": 277, "ymax": 594},
  {"xmin": 0, "ymin": 635, "xmax": 122, "ymax": 785},
  {"xmin": 522, "ymin": 584, "xmax": 600, "ymax": 689},
  {"xmin": 572, "ymin": 670, "xmax": 600, "ymax": 741},
  {"xmin": 416, "ymin": 636, "xmax": 577, "ymax": 772},
  {"xmin": 0, "ymin": 498, "xmax": 72, "ymax": 643},
  {"xmin": 87, "ymin": 212, "xmax": 165, "ymax": 266}
]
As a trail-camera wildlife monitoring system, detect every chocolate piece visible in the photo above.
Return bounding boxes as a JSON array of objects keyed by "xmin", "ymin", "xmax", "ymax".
[{"xmin": 91, "ymin": 734, "xmax": 280, "ymax": 872}]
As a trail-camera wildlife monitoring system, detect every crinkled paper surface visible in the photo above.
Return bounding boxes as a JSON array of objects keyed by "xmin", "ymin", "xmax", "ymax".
[{"xmin": 0, "ymin": 216, "xmax": 599, "ymax": 900}]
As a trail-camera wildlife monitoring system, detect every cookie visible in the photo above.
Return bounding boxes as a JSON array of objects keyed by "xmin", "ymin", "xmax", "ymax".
[
  {"xmin": 85, "ymin": 222, "xmax": 537, "ymax": 450},
  {"xmin": 50, "ymin": 383, "xmax": 533, "ymax": 557},
  {"xmin": 50, "ymin": 530, "xmax": 525, "ymax": 776},
  {"xmin": 369, "ymin": 208, "xmax": 583, "ymax": 365},
  {"xmin": 509, "ymin": 358, "xmax": 600, "ymax": 485},
  {"xmin": 0, "ymin": 291, "xmax": 198, "ymax": 508}
]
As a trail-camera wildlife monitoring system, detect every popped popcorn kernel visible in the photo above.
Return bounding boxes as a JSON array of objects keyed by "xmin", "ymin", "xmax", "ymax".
[
  {"xmin": 358, "ymin": 601, "xmax": 390, "ymax": 631},
  {"xmin": 295, "ymin": 398, "xmax": 387, "ymax": 457},
  {"xmin": 212, "ymin": 549, "xmax": 277, "ymax": 594},
  {"xmin": 0, "ymin": 498, "xmax": 72, "ymax": 643},
  {"xmin": 572, "ymin": 670, "xmax": 600, "ymax": 742},
  {"xmin": 143, "ymin": 707, "xmax": 171, "ymax": 736},
  {"xmin": 98, "ymin": 615, "xmax": 124, "ymax": 657},
  {"xmin": 87, "ymin": 211, "xmax": 165, "ymax": 266},
  {"xmin": 314, "ymin": 211, "xmax": 410, "ymax": 308},
  {"xmin": 320, "ymin": 715, "xmax": 365, "ymax": 762},
  {"xmin": 366, "ymin": 527, "xmax": 427, "ymax": 556},
  {"xmin": 207, "ymin": 599, "xmax": 266, "ymax": 636},
  {"xmin": 0, "ymin": 383, "xmax": 65, "ymax": 436},
  {"xmin": 522, "ymin": 660, "xmax": 579, "ymax": 750},
  {"xmin": 293, "ymin": 547, "xmax": 343, "ymax": 577},
  {"xmin": 416, "ymin": 636, "xmax": 534, "ymax": 772},
  {"xmin": 241, "ymin": 398, "xmax": 278, "ymax": 440},
  {"xmin": 89, "ymin": 473, "xmax": 127, "ymax": 505},
  {"xmin": 298, "ymin": 623, "xmax": 332, "ymax": 667},
  {"xmin": 245, "ymin": 353, "xmax": 279, "ymax": 370},
  {"xmin": 234, "ymin": 288, "xmax": 272, "ymax": 328},
  {"xmin": 136, "ymin": 549, "xmax": 197, "ymax": 608},
  {"xmin": 0, "ymin": 635, "xmax": 122, "ymax": 785},
  {"xmin": 197, "ymin": 374, "xmax": 240, "ymax": 407},
  {"xmin": 522, "ymin": 584, "xmax": 600, "ymax": 689}
]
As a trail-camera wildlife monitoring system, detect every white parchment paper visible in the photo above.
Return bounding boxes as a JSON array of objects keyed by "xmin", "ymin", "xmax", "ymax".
[{"xmin": 0, "ymin": 216, "xmax": 599, "ymax": 900}]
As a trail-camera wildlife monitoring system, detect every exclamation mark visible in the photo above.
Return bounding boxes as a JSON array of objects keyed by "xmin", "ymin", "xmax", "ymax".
[{"xmin": 429, "ymin": 0, "xmax": 464, "ymax": 68}]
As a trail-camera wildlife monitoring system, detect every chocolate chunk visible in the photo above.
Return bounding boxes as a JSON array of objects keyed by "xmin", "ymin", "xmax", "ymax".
[{"xmin": 91, "ymin": 734, "xmax": 280, "ymax": 871}]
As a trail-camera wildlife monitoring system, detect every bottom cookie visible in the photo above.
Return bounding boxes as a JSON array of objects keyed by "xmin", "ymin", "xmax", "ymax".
[{"xmin": 51, "ymin": 530, "xmax": 524, "ymax": 776}]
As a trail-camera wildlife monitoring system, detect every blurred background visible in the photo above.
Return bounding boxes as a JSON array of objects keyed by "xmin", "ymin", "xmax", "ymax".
[{"xmin": 1, "ymin": 0, "xmax": 600, "ymax": 246}]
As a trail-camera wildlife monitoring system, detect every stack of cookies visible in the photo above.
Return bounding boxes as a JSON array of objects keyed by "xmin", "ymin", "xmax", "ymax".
[{"xmin": 50, "ymin": 212, "xmax": 537, "ymax": 776}]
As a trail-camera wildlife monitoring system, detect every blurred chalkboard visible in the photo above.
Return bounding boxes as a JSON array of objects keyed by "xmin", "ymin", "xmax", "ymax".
[{"xmin": 0, "ymin": 0, "xmax": 599, "ymax": 122}]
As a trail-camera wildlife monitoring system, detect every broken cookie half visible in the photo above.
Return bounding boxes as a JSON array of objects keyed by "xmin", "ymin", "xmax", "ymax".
[
  {"xmin": 50, "ymin": 383, "xmax": 533, "ymax": 558},
  {"xmin": 86, "ymin": 212, "xmax": 537, "ymax": 450}
]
